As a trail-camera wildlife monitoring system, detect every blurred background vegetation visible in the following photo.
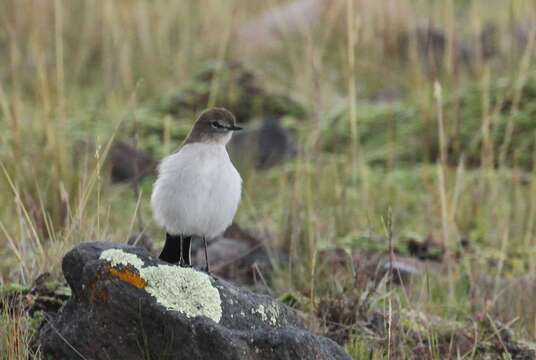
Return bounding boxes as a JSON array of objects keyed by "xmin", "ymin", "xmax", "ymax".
[{"xmin": 1, "ymin": 0, "xmax": 536, "ymax": 358}]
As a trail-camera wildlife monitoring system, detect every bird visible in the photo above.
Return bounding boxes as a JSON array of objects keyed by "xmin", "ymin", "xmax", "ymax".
[{"xmin": 150, "ymin": 107, "xmax": 243, "ymax": 273}]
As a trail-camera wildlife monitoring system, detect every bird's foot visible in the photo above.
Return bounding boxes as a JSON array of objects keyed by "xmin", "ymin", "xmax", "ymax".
[{"xmin": 178, "ymin": 259, "xmax": 193, "ymax": 268}]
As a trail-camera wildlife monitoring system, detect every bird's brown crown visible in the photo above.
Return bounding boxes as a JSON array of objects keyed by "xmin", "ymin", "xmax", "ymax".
[{"xmin": 184, "ymin": 107, "xmax": 241, "ymax": 144}]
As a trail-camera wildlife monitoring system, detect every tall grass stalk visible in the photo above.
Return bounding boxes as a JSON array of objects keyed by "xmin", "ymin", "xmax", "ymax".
[
  {"xmin": 346, "ymin": 0, "xmax": 359, "ymax": 177},
  {"xmin": 1, "ymin": 0, "xmax": 536, "ymax": 357},
  {"xmin": 498, "ymin": 26, "xmax": 536, "ymax": 167},
  {"xmin": 434, "ymin": 82, "xmax": 450, "ymax": 248}
]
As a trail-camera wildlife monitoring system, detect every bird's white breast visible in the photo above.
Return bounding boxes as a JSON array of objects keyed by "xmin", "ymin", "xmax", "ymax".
[{"xmin": 151, "ymin": 143, "xmax": 242, "ymax": 238}]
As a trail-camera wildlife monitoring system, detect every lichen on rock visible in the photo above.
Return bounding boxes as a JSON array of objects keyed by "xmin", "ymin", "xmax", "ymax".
[
  {"xmin": 99, "ymin": 248, "xmax": 222, "ymax": 323},
  {"xmin": 266, "ymin": 303, "xmax": 280, "ymax": 326},
  {"xmin": 109, "ymin": 268, "xmax": 147, "ymax": 289},
  {"xmin": 252, "ymin": 304, "xmax": 268, "ymax": 322},
  {"xmin": 100, "ymin": 249, "xmax": 144, "ymax": 269},
  {"xmin": 140, "ymin": 265, "xmax": 222, "ymax": 322},
  {"xmin": 252, "ymin": 302, "xmax": 280, "ymax": 326}
]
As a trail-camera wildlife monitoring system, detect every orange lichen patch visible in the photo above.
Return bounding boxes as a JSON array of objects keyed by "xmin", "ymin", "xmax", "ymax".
[{"xmin": 110, "ymin": 268, "xmax": 147, "ymax": 289}]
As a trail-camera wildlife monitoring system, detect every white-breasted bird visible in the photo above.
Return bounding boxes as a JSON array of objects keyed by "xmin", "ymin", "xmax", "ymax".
[{"xmin": 151, "ymin": 107, "xmax": 243, "ymax": 272}]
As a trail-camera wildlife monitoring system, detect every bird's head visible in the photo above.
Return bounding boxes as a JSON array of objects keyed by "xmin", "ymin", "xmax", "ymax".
[{"xmin": 186, "ymin": 107, "xmax": 243, "ymax": 145}]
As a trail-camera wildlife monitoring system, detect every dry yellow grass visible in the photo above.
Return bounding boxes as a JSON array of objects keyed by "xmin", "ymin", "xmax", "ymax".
[{"xmin": 1, "ymin": 0, "xmax": 536, "ymax": 358}]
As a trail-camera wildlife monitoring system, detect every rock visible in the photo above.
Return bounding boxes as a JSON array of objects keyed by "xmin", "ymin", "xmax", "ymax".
[
  {"xmin": 381, "ymin": 256, "xmax": 422, "ymax": 284},
  {"xmin": 195, "ymin": 237, "xmax": 250, "ymax": 267},
  {"xmin": 477, "ymin": 21, "xmax": 536, "ymax": 62},
  {"xmin": 108, "ymin": 140, "xmax": 156, "ymax": 183},
  {"xmin": 368, "ymin": 88, "xmax": 402, "ymax": 104},
  {"xmin": 127, "ymin": 231, "xmax": 154, "ymax": 253},
  {"xmin": 191, "ymin": 224, "xmax": 275, "ymax": 287},
  {"xmin": 318, "ymin": 246, "xmax": 438, "ymax": 286},
  {"xmin": 39, "ymin": 241, "xmax": 350, "ymax": 360},
  {"xmin": 406, "ymin": 236, "xmax": 445, "ymax": 261},
  {"xmin": 398, "ymin": 24, "xmax": 472, "ymax": 76},
  {"xmin": 480, "ymin": 21, "xmax": 500, "ymax": 60},
  {"xmin": 316, "ymin": 295, "xmax": 361, "ymax": 345},
  {"xmin": 237, "ymin": 0, "xmax": 328, "ymax": 55},
  {"xmin": 513, "ymin": 21, "xmax": 536, "ymax": 51},
  {"xmin": 228, "ymin": 117, "xmax": 298, "ymax": 170}
]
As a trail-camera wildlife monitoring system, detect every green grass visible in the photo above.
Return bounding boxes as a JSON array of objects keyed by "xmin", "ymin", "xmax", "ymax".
[{"xmin": 1, "ymin": 0, "xmax": 536, "ymax": 358}]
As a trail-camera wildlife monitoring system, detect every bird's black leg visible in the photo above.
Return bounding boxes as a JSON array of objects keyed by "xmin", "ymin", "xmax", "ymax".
[
  {"xmin": 203, "ymin": 236, "xmax": 211, "ymax": 274},
  {"xmin": 178, "ymin": 235, "xmax": 185, "ymax": 267},
  {"xmin": 181, "ymin": 236, "xmax": 192, "ymax": 267},
  {"xmin": 159, "ymin": 233, "xmax": 181, "ymax": 264}
]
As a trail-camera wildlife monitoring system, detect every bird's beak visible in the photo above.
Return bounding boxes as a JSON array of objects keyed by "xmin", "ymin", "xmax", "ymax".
[{"xmin": 228, "ymin": 125, "xmax": 243, "ymax": 131}]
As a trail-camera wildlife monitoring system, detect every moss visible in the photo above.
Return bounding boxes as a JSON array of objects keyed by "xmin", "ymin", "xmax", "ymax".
[
  {"xmin": 324, "ymin": 76, "xmax": 536, "ymax": 169},
  {"xmin": 0, "ymin": 283, "xmax": 30, "ymax": 298},
  {"xmin": 28, "ymin": 310, "xmax": 45, "ymax": 335}
]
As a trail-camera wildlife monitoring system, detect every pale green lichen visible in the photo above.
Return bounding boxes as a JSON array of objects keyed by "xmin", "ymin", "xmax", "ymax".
[
  {"xmin": 252, "ymin": 302, "xmax": 280, "ymax": 326},
  {"xmin": 99, "ymin": 249, "xmax": 145, "ymax": 269},
  {"xmin": 99, "ymin": 249, "xmax": 222, "ymax": 323},
  {"xmin": 266, "ymin": 303, "xmax": 280, "ymax": 326},
  {"xmin": 252, "ymin": 304, "xmax": 268, "ymax": 322},
  {"xmin": 140, "ymin": 265, "xmax": 222, "ymax": 323}
]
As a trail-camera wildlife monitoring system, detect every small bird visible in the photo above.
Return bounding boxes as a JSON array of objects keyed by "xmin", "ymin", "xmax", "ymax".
[{"xmin": 151, "ymin": 108, "xmax": 243, "ymax": 272}]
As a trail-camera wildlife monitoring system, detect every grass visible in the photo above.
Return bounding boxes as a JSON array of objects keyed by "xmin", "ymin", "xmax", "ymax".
[{"xmin": 1, "ymin": 0, "xmax": 536, "ymax": 358}]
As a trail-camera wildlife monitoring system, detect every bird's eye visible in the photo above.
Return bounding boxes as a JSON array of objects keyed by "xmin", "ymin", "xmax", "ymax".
[{"xmin": 211, "ymin": 121, "xmax": 225, "ymax": 129}]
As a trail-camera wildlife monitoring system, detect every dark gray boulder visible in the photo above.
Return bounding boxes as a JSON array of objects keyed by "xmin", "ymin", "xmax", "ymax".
[
  {"xmin": 39, "ymin": 241, "xmax": 350, "ymax": 360},
  {"xmin": 228, "ymin": 117, "xmax": 297, "ymax": 170},
  {"xmin": 190, "ymin": 223, "xmax": 275, "ymax": 288},
  {"xmin": 108, "ymin": 140, "xmax": 156, "ymax": 184}
]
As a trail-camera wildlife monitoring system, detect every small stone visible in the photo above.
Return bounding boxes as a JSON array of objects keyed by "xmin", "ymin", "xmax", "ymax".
[{"xmin": 382, "ymin": 257, "xmax": 420, "ymax": 284}]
